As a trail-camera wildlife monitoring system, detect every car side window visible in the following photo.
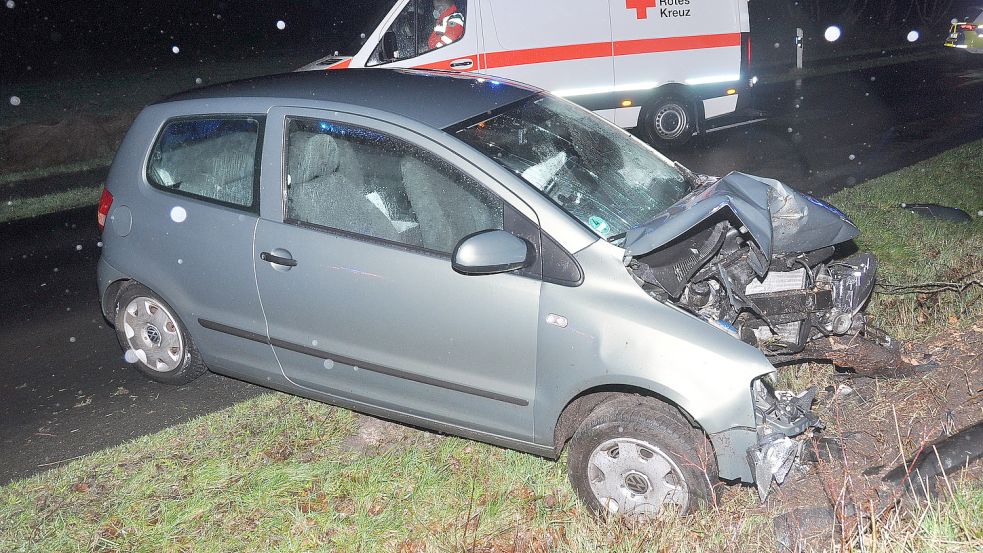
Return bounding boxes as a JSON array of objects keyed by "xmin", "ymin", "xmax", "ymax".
[
  {"xmin": 368, "ymin": 0, "xmax": 467, "ymax": 66},
  {"xmin": 147, "ymin": 117, "xmax": 261, "ymax": 210},
  {"xmin": 284, "ymin": 117, "xmax": 503, "ymax": 254}
]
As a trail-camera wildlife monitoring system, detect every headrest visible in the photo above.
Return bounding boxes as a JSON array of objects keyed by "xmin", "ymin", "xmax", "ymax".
[{"xmin": 289, "ymin": 132, "xmax": 340, "ymax": 184}]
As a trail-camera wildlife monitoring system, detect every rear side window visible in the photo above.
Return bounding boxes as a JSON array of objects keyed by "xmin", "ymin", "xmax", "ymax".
[{"xmin": 147, "ymin": 117, "xmax": 262, "ymax": 210}]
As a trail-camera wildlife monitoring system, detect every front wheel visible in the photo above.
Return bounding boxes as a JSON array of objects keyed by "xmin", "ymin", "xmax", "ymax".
[
  {"xmin": 641, "ymin": 96, "xmax": 695, "ymax": 149},
  {"xmin": 114, "ymin": 283, "xmax": 207, "ymax": 385},
  {"xmin": 567, "ymin": 397, "xmax": 718, "ymax": 518}
]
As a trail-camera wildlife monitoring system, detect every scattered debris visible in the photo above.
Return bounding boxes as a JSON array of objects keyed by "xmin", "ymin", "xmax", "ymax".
[
  {"xmin": 899, "ymin": 203, "xmax": 972, "ymax": 222},
  {"xmin": 882, "ymin": 421, "xmax": 983, "ymax": 499}
]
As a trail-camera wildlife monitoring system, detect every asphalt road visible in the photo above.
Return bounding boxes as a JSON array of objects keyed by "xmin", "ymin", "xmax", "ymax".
[
  {"xmin": 2, "ymin": 51, "xmax": 983, "ymax": 484},
  {"xmin": 675, "ymin": 51, "xmax": 983, "ymax": 196},
  {"xmin": 0, "ymin": 208, "xmax": 261, "ymax": 483}
]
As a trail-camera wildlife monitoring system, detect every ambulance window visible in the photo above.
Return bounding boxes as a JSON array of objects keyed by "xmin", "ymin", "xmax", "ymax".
[{"xmin": 369, "ymin": 0, "xmax": 467, "ymax": 66}]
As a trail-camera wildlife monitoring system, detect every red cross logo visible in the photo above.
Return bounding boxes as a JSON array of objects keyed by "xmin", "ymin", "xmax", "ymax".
[{"xmin": 626, "ymin": 0, "xmax": 657, "ymax": 19}]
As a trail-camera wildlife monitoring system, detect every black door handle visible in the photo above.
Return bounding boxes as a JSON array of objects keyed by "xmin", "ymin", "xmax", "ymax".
[{"xmin": 261, "ymin": 251, "xmax": 298, "ymax": 267}]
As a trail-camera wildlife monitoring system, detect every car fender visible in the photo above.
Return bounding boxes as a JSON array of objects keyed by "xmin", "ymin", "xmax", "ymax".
[{"xmin": 534, "ymin": 239, "xmax": 775, "ymax": 445}]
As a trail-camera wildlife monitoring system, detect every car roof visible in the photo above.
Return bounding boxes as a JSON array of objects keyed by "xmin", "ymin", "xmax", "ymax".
[{"xmin": 158, "ymin": 69, "xmax": 541, "ymax": 130}]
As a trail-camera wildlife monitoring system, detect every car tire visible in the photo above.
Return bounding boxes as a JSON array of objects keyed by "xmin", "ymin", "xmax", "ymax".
[
  {"xmin": 642, "ymin": 96, "xmax": 695, "ymax": 149},
  {"xmin": 113, "ymin": 283, "xmax": 207, "ymax": 385},
  {"xmin": 567, "ymin": 397, "xmax": 718, "ymax": 518}
]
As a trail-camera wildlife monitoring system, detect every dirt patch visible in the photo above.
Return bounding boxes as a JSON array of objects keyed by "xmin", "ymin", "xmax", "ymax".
[
  {"xmin": 766, "ymin": 322, "xmax": 983, "ymax": 549},
  {"xmin": 342, "ymin": 413, "xmax": 446, "ymax": 454},
  {"xmin": 0, "ymin": 110, "xmax": 136, "ymax": 174}
]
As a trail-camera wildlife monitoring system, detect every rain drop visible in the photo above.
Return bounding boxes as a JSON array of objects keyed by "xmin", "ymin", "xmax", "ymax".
[
  {"xmin": 312, "ymin": 339, "xmax": 318, "ymax": 346},
  {"xmin": 97, "ymin": 241, "xmax": 103, "ymax": 248},
  {"xmin": 824, "ymin": 26, "xmax": 841, "ymax": 42},
  {"xmin": 323, "ymin": 359, "xmax": 334, "ymax": 369},
  {"xmin": 9, "ymin": 96, "xmax": 21, "ymax": 106},
  {"xmin": 773, "ymin": 42, "xmax": 780, "ymax": 48},
  {"xmin": 195, "ymin": 77, "xmax": 202, "ymax": 84},
  {"xmin": 124, "ymin": 349, "xmax": 139, "ymax": 363},
  {"xmin": 276, "ymin": 20, "xmax": 286, "ymax": 30},
  {"xmin": 170, "ymin": 206, "xmax": 187, "ymax": 223},
  {"xmin": 171, "ymin": 45, "xmax": 180, "ymax": 54},
  {"xmin": 75, "ymin": 244, "xmax": 82, "ymax": 251},
  {"xmin": 6, "ymin": 200, "xmax": 12, "ymax": 206},
  {"xmin": 69, "ymin": 337, "xmax": 76, "ymax": 343},
  {"xmin": 787, "ymin": 127, "xmax": 793, "ymax": 133},
  {"xmin": 907, "ymin": 30, "xmax": 919, "ymax": 43},
  {"xmin": 849, "ymin": 154, "xmax": 856, "ymax": 161},
  {"xmin": 177, "ymin": 258, "xmax": 183, "ymax": 264},
  {"xmin": 5, "ymin": 1, "xmax": 14, "ymax": 9},
  {"xmin": 870, "ymin": 76, "xmax": 876, "ymax": 82},
  {"xmin": 977, "ymin": 210, "xmax": 983, "ymax": 217}
]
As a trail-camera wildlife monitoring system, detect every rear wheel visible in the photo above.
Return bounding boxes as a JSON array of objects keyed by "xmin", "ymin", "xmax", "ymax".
[
  {"xmin": 567, "ymin": 397, "xmax": 718, "ymax": 518},
  {"xmin": 642, "ymin": 96, "xmax": 695, "ymax": 148},
  {"xmin": 113, "ymin": 284, "xmax": 207, "ymax": 385}
]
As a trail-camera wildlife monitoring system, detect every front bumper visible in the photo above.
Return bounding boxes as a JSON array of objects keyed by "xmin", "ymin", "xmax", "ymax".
[
  {"xmin": 748, "ymin": 378, "xmax": 821, "ymax": 500},
  {"xmin": 708, "ymin": 375, "xmax": 821, "ymax": 497}
]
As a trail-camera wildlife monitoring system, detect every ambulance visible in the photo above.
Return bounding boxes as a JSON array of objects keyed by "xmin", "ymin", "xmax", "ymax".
[{"xmin": 300, "ymin": 0, "xmax": 754, "ymax": 147}]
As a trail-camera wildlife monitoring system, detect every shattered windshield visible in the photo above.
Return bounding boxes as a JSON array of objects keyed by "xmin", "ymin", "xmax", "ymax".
[{"xmin": 451, "ymin": 95, "xmax": 688, "ymax": 241}]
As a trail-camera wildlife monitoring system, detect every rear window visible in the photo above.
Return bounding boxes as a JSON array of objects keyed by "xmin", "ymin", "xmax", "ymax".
[{"xmin": 146, "ymin": 117, "xmax": 262, "ymax": 210}]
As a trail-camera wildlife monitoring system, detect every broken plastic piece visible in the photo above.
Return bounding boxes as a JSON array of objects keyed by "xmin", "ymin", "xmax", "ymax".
[
  {"xmin": 899, "ymin": 203, "xmax": 972, "ymax": 222},
  {"xmin": 752, "ymin": 434, "xmax": 801, "ymax": 500},
  {"xmin": 749, "ymin": 382, "xmax": 821, "ymax": 500}
]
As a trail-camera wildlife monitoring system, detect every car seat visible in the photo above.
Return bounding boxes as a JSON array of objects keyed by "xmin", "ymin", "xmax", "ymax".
[
  {"xmin": 288, "ymin": 132, "xmax": 399, "ymax": 242},
  {"xmin": 400, "ymin": 156, "xmax": 497, "ymax": 252}
]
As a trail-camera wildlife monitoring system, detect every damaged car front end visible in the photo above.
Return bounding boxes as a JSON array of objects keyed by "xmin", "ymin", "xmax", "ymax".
[
  {"xmin": 625, "ymin": 171, "xmax": 879, "ymax": 361},
  {"xmin": 450, "ymin": 92, "xmax": 893, "ymax": 506},
  {"xmin": 623, "ymin": 172, "xmax": 903, "ymax": 497}
]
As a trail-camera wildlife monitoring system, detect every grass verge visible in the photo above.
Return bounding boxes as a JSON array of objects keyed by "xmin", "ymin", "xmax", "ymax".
[
  {"xmin": 0, "ymin": 141, "xmax": 981, "ymax": 552},
  {"xmin": 0, "ymin": 157, "xmax": 112, "ymax": 187},
  {"xmin": 828, "ymin": 138, "xmax": 983, "ymax": 339},
  {"xmin": 0, "ymin": 185, "xmax": 102, "ymax": 224}
]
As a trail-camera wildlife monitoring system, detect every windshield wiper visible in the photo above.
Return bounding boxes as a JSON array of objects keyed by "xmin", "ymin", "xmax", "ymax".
[{"xmin": 606, "ymin": 231, "xmax": 627, "ymax": 244}]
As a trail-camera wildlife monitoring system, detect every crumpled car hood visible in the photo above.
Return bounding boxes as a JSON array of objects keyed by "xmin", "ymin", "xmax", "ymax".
[{"xmin": 624, "ymin": 172, "xmax": 859, "ymax": 264}]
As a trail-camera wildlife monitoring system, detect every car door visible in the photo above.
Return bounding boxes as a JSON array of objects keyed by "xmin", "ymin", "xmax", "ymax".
[
  {"xmin": 253, "ymin": 108, "xmax": 541, "ymax": 441},
  {"xmin": 357, "ymin": 0, "xmax": 482, "ymax": 72}
]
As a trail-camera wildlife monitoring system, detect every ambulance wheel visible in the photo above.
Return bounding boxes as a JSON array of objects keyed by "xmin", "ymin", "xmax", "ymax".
[{"xmin": 642, "ymin": 96, "xmax": 695, "ymax": 148}]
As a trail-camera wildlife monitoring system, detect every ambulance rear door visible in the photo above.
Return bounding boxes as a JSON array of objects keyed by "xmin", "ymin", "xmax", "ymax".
[
  {"xmin": 479, "ymin": 0, "xmax": 614, "ymax": 112},
  {"xmin": 608, "ymin": 0, "xmax": 744, "ymax": 123},
  {"xmin": 353, "ymin": 0, "xmax": 483, "ymax": 73}
]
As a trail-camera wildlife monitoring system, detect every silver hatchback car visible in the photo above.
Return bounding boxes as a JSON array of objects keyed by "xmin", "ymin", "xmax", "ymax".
[{"xmin": 98, "ymin": 70, "xmax": 877, "ymax": 516}]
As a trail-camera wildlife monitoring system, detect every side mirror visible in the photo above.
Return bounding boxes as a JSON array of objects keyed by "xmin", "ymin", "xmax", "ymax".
[
  {"xmin": 381, "ymin": 31, "xmax": 399, "ymax": 61},
  {"xmin": 452, "ymin": 230, "xmax": 534, "ymax": 275}
]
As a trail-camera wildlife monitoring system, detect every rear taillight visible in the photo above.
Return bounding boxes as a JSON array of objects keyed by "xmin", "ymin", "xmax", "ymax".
[
  {"xmin": 747, "ymin": 35, "xmax": 752, "ymax": 66},
  {"xmin": 97, "ymin": 187, "xmax": 113, "ymax": 233},
  {"xmin": 959, "ymin": 23, "xmax": 977, "ymax": 31}
]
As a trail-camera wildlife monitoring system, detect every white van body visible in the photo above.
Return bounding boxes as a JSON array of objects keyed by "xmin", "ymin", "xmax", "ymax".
[{"xmin": 300, "ymin": 0, "xmax": 753, "ymax": 145}]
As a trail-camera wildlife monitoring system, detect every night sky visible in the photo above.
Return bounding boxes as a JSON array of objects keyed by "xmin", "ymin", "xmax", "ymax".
[{"xmin": 1, "ymin": 0, "xmax": 392, "ymax": 81}]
